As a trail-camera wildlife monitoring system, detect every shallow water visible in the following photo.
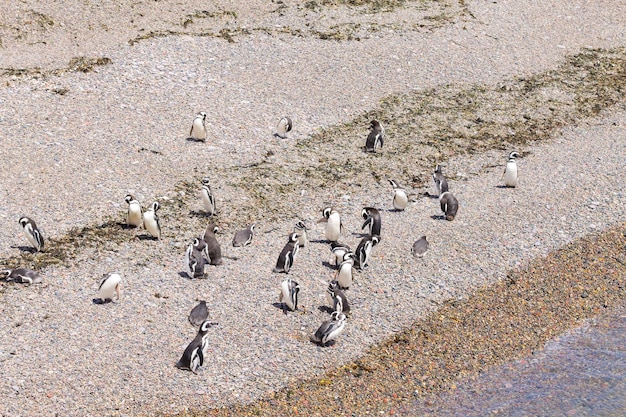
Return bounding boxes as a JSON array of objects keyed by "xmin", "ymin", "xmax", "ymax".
[{"xmin": 406, "ymin": 301, "xmax": 626, "ymax": 416}]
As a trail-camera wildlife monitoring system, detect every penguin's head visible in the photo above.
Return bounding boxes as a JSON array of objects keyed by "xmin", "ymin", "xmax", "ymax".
[
  {"xmin": 295, "ymin": 220, "xmax": 307, "ymax": 230},
  {"xmin": 388, "ymin": 179, "xmax": 399, "ymax": 189},
  {"xmin": 0, "ymin": 269, "xmax": 11, "ymax": 279},
  {"xmin": 199, "ymin": 320, "xmax": 217, "ymax": 332},
  {"xmin": 151, "ymin": 201, "xmax": 160, "ymax": 212},
  {"xmin": 124, "ymin": 194, "xmax": 135, "ymax": 204},
  {"xmin": 370, "ymin": 120, "xmax": 380, "ymax": 130},
  {"xmin": 201, "ymin": 177, "xmax": 211, "ymax": 186},
  {"xmin": 248, "ymin": 223, "xmax": 256, "ymax": 234},
  {"xmin": 371, "ymin": 236, "xmax": 381, "ymax": 246},
  {"xmin": 508, "ymin": 151, "xmax": 519, "ymax": 159},
  {"xmin": 288, "ymin": 232, "xmax": 299, "ymax": 243},
  {"xmin": 199, "ymin": 112, "xmax": 207, "ymax": 120},
  {"xmin": 343, "ymin": 252, "xmax": 354, "ymax": 262},
  {"xmin": 322, "ymin": 207, "xmax": 332, "ymax": 219},
  {"xmin": 18, "ymin": 217, "xmax": 30, "ymax": 228}
]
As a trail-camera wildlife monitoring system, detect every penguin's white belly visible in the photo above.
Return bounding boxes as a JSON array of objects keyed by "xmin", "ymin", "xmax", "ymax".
[
  {"xmin": 336, "ymin": 263, "xmax": 353, "ymax": 289},
  {"xmin": 393, "ymin": 190, "xmax": 408, "ymax": 210},
  {"xmin": 201, "ymin": 190, "xmax": 214, "ymax": 214},
  {"xmin": 144, "ymin": 212, "xmax": 160, "ymax": 237},
  {"xmin": 191, "ymin": 120, "xmax": 206, "ymax": 140},
  {"xmin": 127, "ymin": 205, "xmax": 142, "ymax": 227},
  {"xmin": 325, "ymin": 215, "xmax": 341, "ymax": 242},
  {"xmin": 504, "ymin": 163, "xmax": 518, "ymax": 187}
]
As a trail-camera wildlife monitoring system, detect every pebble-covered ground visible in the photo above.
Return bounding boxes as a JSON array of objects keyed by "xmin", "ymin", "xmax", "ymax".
[{"xmin": 0, "ymin": 1, "xmax": 625, "ymax": 416}]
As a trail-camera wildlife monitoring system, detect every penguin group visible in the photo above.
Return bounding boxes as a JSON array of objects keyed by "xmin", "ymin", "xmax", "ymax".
[{"xmin": 2, "ymin": 111, "xmax": 520, "ymax": 372}]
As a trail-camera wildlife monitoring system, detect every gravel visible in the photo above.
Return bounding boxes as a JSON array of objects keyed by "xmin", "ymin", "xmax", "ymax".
[{"xmin": 0, "ymin": 0, "xmax": 625, "ymax": 416}]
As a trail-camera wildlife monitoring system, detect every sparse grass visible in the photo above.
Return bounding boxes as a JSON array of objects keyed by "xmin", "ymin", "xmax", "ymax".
[{"xmin": 1, "ymin": 56, "xmax": 112, "ymax": 78}]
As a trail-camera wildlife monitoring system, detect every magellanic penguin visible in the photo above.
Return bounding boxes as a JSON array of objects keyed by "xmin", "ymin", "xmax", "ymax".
[
  {"xmin": 232, "ymin": 224, "xmax": 255, "ymax": 247},
  {"xmin": 188, "ymin": 300, "xmax": 209, "ymax": 327},
  {"xmin": 274, "ymin": 116, "xmax": 293, "ymax": 139},
  {"xmin": 503, "ymin": 151, "xmax": 520, "ymax": 187},
  {"xmin": 326, "ymin": 280, "xmax": 350, "ymax": 316},
  {"xmin": 18, "ymin": 216, "xmax": 44, "ymax": 252},
  {"xmin": 439, "ymin": 192, "xmax": 459, "ymax": 221},
  {"xmin": 0, "ymin": 268, "xmax": 42, "ymax": 284},
  {"xmin": 364, "ymin": 120, "xmax": 384, "ymax": 152},
  {"xmin": 294, "ymin": 221, "xmax": 308, "ymax": 248},
  {"xmin": 143, "ymin": 201, "xmax": 161, "ymax": 239},
  {"xmin": 93, "ymin": 273, "xmax": 122, "ymax": 304},
  {"xmin": 185, "ymin": 238, "xmax": 207, "ymax": 279},
  {"xmin": 188, "ymin": 112, "xmax": 207, "ymax": 142},
  {"xmin": 335, "ymin": 252, "xmax": 355, "ymax": 289},
  {"xmin": 279, "ymin": 278, "xmax": 300, "ymax": 312},
  {"xmin": 354, "ymin": 235, "xmax": 380, "ymax": 271},
  {"xmin": 433, "ymin": 164, "xmax": 449, "ymax": 197},
  {"xmin": 202, "ymin": 224, "xmax": 223, "ymax": 265},
  {"xmin": 330, "ymin": 242, "xmax": 352, "ymax": 266},
  {"xmin": 412, "ymin": 236, "xmax": 429, "ymax": 259},
  {"xmin": 124, "ymin": 194, "xmax": 142, "ymax": 227},
  {"xmin": 389, "ymin": 180, "xmax": 409, "ymax": 211},
  {"xmin": 311, "ymin": 311, "xmax": 347, "ymax": 347},
  {"xmin": 319, "ymin": 207, "xmax": 343, "ymax": 242},
  {"xmin": 361, "ymin": 207, "xmax": 382, "ymax": 237},
  {"xmin": 200, "ymin": 177, "xmax": 216, "ymax": 216},
  {"xmin": 175, "ymin": 320, "xmax": 218, "ymax": 374},
  {"xmin": 273, "ymin": 233, "xmax": 300, "ymax": 273}
]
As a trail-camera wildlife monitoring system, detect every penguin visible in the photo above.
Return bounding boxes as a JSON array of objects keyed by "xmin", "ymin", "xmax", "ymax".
[
  {"xmin": 330, "ymin": 242, "xmax": 352, "ymax": 266},
  {"xmin": 389, "ymin": 180, "xmax": 408, "ymax": 211},
  {"xmin": 188, "ymin": 112, "xmax": 207, "ymax": 142},
  {"xmin": 364, "ymin": 120, "xmax": 384, "ymax": 152},
  {"xmin": 354, "ymin": 235, "xmax": 380, "ymax": 271},
  {"xmin": 188, "ymin": 300, "xmax": 209, "ymax": 327},
  {"xmin": 361, "ymin": 207, "xmax": 382, "ymax": 237},
  {"xmin": 175, "ymin": 320, "xmax": 217, "ymax": 373},
  {"xmin": 293, "ymin": 221, "xmax": 308, "ymax": 248},
  {"xmin": 433, "ymin": 164, "xmax": 449, "ymax": 197},
  {"xmin": 185, "ymin": 238, "xmax": 207, "ymax": 279},
  {"xmin": 439, "ymin": 192, "xmax": 459, "ymax": 221},
  {"xmin": 279, "ymin": 278, "xmax": 300, "ymax": 312},
  {"xmin": 326, "ymin": 280, "xmax": 350, "ymax": 316},
  {"xmin": 93, "ymin": 273, "xmax": 122, "ymax": 304},
  {"xmin": 274, "ymin": 116, "xmax": 293, "ymax": 139},
  {"xmin": 273, "ymin": 233, "xmax": 299, "ymax": 273},
  {"xmin": 319, "ymin": 207, "xmax": 342, "ymax": 242},
  {"xmin": 202, "ymin": 224, "xmax": 223, "ymax": 265},
  {"xmin": 200, "ymin": 177, "xmax": 216, "ymax": 216},
  {"xmin": 0, "ymin": 268, "xmax": 42, "ymax": 284},
  {"xmin": 143, "ymin": 201, "xmax": 161, "ymax": 239},
  {"xmin": 310, "ymin": 311, "xmax": 347, "ymax": 347},
  {"xmin": 18, "ymin": 216, "xmax": 44, "ymax": 252},
  {"xmin": 124, "ymin": 194, "xmax": 142, "ymax": 227},
  {"xmin": 232, "ymin": 224, "xmax": 255, "ymax": 247},
  {"xmin": 412, "ymin": 236, "xmax": 429, "ymax": 258},
  {"xmin": 335, "ymin": 252, "xmax": 355, "ymax": 289},
  {"xmin": 503, "ymin": 151, "xmax": 519, "ymax": 187}
]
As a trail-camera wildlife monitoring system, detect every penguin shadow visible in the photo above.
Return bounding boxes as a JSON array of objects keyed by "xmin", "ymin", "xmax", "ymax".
[
  {"xmin": 309, "ymin": 239, "xmax": 330, "ymax": 244},
  {"xmin": 321, "ymin": 260, "xmax": 338, "ymax": 270},
  {"xmin": 495, "ymin": 185, "xmax": 515, "ymax": 189},
  {"xmin": 271, "ymin": 302, "xmax": 292, "ymax": 315},
  {"xmin": 118, "ymin": 222, "xmax": 138, "ymax": 230},
  {"xmin": 318, "ymin": 305, "xmax": 335, "ymax": 314},
  {"xmin": 386, "ymin": 208, "xmax": 405, "ymax": 213},
  {"xmin": 430, "ymin": 214, "xmax": 445, "ymax": 221},
  {"xmin": 189, "ymin": 210, "xmax": 216, "ymax": 218},
  {"xmin": 186, "ymin": 137, "xmax": 206, "ymax": 143},
  {"xmin": 137, "ymin": 234, "xmax": 159, "ymax": 241},
  {"xmin": 424, "ymin": 192, "xmax": 440, "ymax": 200},
  {"xmin": 351, "ymin": 232, "xmax": 369, "ymax": 238},
  {"xmin": 12, "ymin": 245, "xmax": 37, "ymax": 253}
]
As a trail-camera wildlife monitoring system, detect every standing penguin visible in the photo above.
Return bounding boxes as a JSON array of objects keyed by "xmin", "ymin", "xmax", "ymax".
[
  {"xmin": 412, "ymin": 236, "xmax": 429, "ymax": 259},
  {"xmin": 185, "ymin": 238, "xmax": 207, "ymax": 279},
  {"xmin": 93, "ymin": 273, "xmax": 122, "ymax": 304},
  {"xmin": 361, "ymin": 207, "xmax": 382, "ymax": 237},
  {"xmin": 0, "ymin": 268, "xmax": 42, "ymax": 284},
  {"xmin": 188, "ymin": 300, "xmax": 209, "ymax": 327},
  {"xmin": 202, "ymin": 224, "xmax": 223, "ymax": 265},
  {"xmin": 330, "ymin": 242, "xmax": 352, "ymax": 266},
  {"xmin": 232, "ymin": 224, "xmax": 255, "ymax": 247},
  {"xmin": 124, "ymin": 194, "xmax": 142, "ymax": 228},
  {"xmin": 293, "ymin": 221, "xmax": 308, "ymax": 248},
  {"xmin": 311, "ymin": 311, "xmax": 347, "ymax": 347},
  {"xmin": 279, "ymin": 278, "xmax": 300, "ymax": 312},
  {"xmin": 18, "ymin": 216, "xmax": 44, "ymax": 252},
  {"xmin": 433, "ymin": 164, "xmax": 449, "ymax": 197},
  {"xmin": 389, "ymin": 180, "xmax": 408, "ymax": 211},
  {"xmin": 200, "ymin": 177, "xmax": 216, "ymax": 216},
  {"xmin": 439, "ymin": 192, "xmax": 459, "ymax": 221},
  {"xmin": 188, "ymin": 112, "xmax": 207, "ymax": 142},
  {"xmin": 274, "ymin": 116, "xmax": 293, "ymax": 139},
  {"xmin": 175, "ymin": 320, "xmax": 218, "ymax": 373},
  {"xmin": 273, "ymin": 233, "xmax": 300, "ymax": 273},
  {"xmin": 320, "ymin": 207, "xmax": 342, "ymax": 242},
  {"xmin": 335, "ymin": 252, "xmax": 355, "ymax": 289},
  {"xmin": 503, "ymin": 151, "xmax": 520, "ymax": 187},
  {"xmin": 326, "ymin": 280, "xmax": 350, "ymax": 316},
  {"xmin": 364, "ymin": 120, "xmax": 384, "ymax": 152},
  {"xmin": 143, "ymin": 201, "xmax": 161, "ymax": 239},
  {"xmin": 354, "ymin": 235, "xmax": 380, "ymax": 271}
]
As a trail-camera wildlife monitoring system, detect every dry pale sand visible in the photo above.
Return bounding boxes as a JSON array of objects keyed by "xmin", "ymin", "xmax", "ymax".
[{"xmin": 0, "ymin": 0, "xmax": 625, "ymax": 416}]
